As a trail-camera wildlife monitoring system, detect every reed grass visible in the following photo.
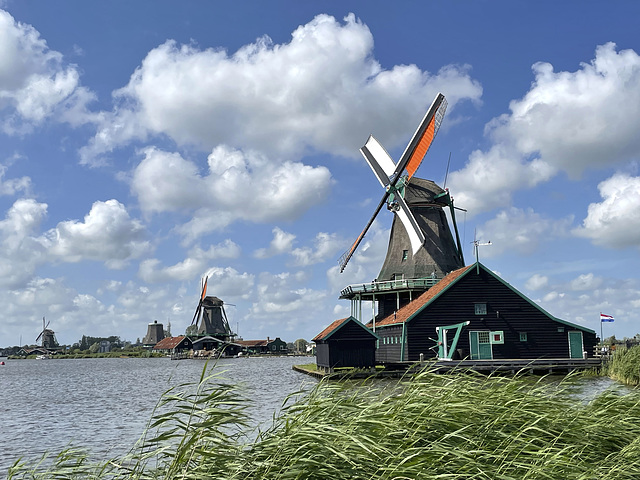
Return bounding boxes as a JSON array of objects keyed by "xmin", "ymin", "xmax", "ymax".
[
  {"xmin": 602, "ymin": 345, "xmax": 640, "ymax": 385},
  {"xmin": 7, "ymin": 365, "xmax": 640, "ymax": 480}
]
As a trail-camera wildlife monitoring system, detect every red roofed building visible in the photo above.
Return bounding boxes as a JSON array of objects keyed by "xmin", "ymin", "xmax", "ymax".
[{"xmin": 152, "ymin": 336, "xmax": 193, "ymax": 355}]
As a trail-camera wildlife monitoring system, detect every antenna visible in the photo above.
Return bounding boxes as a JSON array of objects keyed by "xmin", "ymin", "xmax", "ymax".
[{"xmin": 471, "ymin": 229, "xmax": 491, "ymax": 273}]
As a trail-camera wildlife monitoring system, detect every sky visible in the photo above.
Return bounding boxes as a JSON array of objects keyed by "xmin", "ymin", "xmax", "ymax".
[{"xmin": 1, "ymin": 1, "xmax": 640, "ymax": 347}]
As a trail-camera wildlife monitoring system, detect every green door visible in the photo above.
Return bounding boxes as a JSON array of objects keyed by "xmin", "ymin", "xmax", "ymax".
[
  {"xmin": 568, "ymin": 331, "xmax": 584, "ymax": 359},
  {"xmin": 469, "ymin": 331, "xmax": 493, "ymax": 360}
]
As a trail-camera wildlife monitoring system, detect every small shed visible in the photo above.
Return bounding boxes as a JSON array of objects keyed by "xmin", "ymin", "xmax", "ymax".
[{"xmin": 313, "ymin": 316, "xmax": 378, "ymax": 373}]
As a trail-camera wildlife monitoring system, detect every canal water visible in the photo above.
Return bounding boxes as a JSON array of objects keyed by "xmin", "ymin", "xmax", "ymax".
[{"xmin": 0, "ymin": 355, "xmax": 317, "ymax": 474}]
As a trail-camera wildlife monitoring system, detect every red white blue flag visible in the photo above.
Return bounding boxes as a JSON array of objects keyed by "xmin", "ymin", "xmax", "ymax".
[{"xmin": 600, "ymin": 313, "xmax": 614, "ymax": 322}]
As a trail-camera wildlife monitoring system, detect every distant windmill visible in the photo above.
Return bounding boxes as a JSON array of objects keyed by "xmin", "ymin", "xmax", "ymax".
[
  {"xmin": 190, "ymin": 277, "xmax": 234, "ymax": 340},
  {"xmin": 339, "ymin": 93, "xmax": 465, "ymax": 281},
  {"xmin": 36, "ymin": 317, "xmax": 59, "ymax": 350}
]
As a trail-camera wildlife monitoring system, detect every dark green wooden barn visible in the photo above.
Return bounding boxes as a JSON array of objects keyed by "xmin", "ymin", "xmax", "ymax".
[
  {"xmin": 368, "ymin": 262, "xmax": 597, "ymax": 363},
  {"xmin": 313, "ymin": 316, "xmax": 378, "ymax": 372}
]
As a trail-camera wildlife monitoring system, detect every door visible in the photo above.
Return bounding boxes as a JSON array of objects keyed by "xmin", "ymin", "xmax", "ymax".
[
  {"xmin": 469, "ymin": 331, "xmax": 493, "ymax": 360},
  {"xmin": 568, "ymin": 331, "xmax": 584, "ymax": 359}
]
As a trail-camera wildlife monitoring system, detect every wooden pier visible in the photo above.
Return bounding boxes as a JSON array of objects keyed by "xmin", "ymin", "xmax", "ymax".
[{"xmin": 294, "ymin": 357, "xmax": 603, "ymax": 380}]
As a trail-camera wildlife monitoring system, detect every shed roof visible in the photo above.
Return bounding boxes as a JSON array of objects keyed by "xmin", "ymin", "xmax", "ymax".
[
  {"xmin": 153, "ymin": 335, "xmax": 189, "ymax": 350},
  {"xmin": 369, "ymin": 262, "xmax": 596, "ymax": 334},
  {"xmin": 313, "ymin": 316, "xmax": 378, "ymax": 342}
]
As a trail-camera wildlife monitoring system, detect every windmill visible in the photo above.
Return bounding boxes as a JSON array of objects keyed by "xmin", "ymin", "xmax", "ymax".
[
  {"xmin": 190, "ymin": 277, "xmax": 234, "ymax": 340},
  {"xmin": 339, "ymin": 93, "xmax": 465, "ymax": 281},
  {"xmin": 36, "ymin": 317, "xmax": 59, "ymax": 351}
]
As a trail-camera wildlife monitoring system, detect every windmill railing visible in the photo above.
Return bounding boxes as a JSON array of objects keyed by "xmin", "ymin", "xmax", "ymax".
[{"xmin": 340, "ymin": 277, "xmax": 440, "ymax": 298}]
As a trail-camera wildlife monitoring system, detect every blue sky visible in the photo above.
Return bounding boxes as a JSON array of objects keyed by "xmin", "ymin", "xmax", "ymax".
[{"xmin": 1, "ymin": 1, "xmax": 639, "ymax": 347}]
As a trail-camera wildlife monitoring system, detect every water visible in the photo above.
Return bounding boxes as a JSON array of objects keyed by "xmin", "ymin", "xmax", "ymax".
[{"xmin": 0, "ymin": 355, "xmax": 317, "ymax": 473}]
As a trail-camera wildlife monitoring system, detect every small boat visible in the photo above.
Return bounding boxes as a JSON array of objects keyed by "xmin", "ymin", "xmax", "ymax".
[{"xmin": 35, "ymin": 354, "xmax": 49, "ymax": 360}]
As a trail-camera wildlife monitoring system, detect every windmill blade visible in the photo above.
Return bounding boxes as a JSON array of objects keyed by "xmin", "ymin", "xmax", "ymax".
[
  {"xmin": 36, "ymin": 331, "xmax": 43, "ymax": 342},
  {"xmin": 339, "ymin": 190, "xmax": 391, "ymax": 272},
  {"xmin": 360, "ymin": 135, "xmax": 396, "ymax": 188},
  {"xmin": 393, "ymin": 93, "xmax": 447, "ymax": 181},
  {"xmin": 394, "ymin": 193, "xmax": 426, "ymax": 254},
  {"xmin": 190, "ymin": 276, "xmax": 209, "ymax": 326}
]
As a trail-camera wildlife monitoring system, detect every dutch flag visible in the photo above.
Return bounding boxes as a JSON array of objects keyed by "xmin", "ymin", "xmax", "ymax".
[{"xmin": 600, "ymin": 313, "xmax": 615, "ymax": 322}]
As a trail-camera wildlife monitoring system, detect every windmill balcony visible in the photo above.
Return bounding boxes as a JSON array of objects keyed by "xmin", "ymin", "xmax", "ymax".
[{"xmin": 340, "ymin": 276, "xmax": 440, "ymax": 300}]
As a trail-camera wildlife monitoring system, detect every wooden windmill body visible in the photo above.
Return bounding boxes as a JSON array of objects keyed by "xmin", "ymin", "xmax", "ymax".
[
  {"xmin": 339, "ymin": 93, "xmax": 464, "ymax": 319},
  {"xmin": 191, "ymin": 278, "xmax": 234, "ymax": 342}
]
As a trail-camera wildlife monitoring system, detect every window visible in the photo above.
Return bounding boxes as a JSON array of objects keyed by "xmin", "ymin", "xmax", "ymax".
[
  {"xmin": 478, "ymin": 331, "xmax": 490, "ymax": 343},
  {"xmin": 519, "ymin": 332, "xmax": 528, "ymax": 342},
  {"xmin": 474, "ymin": 303, "xmax": 487, "ymax": 315},
  {"xmin": 490, "ymin": 331, "xmax": 504, "ymax": 344},
  {"xmin": 557, "ymin": 327, "xmax": 565, "ymax": 333},
  {"xmin": 402, "ymin": 250, "xmax": 408, "ymax": 261}
]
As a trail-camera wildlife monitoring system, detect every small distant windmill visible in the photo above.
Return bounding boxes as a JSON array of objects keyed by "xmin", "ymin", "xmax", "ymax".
[
  {"xmin": 36, "ymin": 317, "xmax": 59, "ymax": 350},
  {"xmin": 190, "ymin": 277, "xmax": 234, "ymax": 340},
  {"xmin": 339, "ymin": 93, "xmax": 465, "ymax": 280}
]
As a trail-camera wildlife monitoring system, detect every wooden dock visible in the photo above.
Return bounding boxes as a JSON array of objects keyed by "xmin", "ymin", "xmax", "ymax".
[{"xmin": 293, "ymin": 357, "xmax": 603, "ymax": 380}]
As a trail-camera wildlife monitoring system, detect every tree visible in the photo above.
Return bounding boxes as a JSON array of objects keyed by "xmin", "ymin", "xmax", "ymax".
[{"xmin": 185, "ymin": 325, "xmax": 198, "ymax": 336}]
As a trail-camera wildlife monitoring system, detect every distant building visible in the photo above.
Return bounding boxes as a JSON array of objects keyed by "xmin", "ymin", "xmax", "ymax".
[
  {"xmin": 153, "ymin": 336, "xmax": 193, "ymax": 355},
  {"xmin": 237, "ymin": 337, "xmax": 288, "ymax": 354},
  {"xmin": 99, "ymin": 340, "xmax": 111, "ymax": 353},
  {"xmin": 142, "ymin": 320, "xmax": 165, "ymax": 348}
]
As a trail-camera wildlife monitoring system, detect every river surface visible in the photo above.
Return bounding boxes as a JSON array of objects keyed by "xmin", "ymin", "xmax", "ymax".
[{"xmin": 0, "ymin": 355, "xmax": 317, "ymax": 474}]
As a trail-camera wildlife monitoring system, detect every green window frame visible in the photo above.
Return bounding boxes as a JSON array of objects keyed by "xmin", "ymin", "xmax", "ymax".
[
  {"xmin": 474, "ymin": 303, "xmax": 487, "ymax": 315},
  {"xmin": 519, "ymin": 332, "xmax": 527, "ymax": 342}
]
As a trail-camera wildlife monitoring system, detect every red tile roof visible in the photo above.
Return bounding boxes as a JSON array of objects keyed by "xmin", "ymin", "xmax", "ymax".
[
  {"xmin": 312, "ymin": 317, "xmax": 349, "ymax": 342},
  {"xmin": 153, "ymin": 335, "xmax": 188, "ymax": 350},
  {"xmin": 237, "ymin": 339, "xmax": 269, "ymax": 347},
  {"xmin": 370, "ymin": 265, "xmax": 474, "ymax": 327}
]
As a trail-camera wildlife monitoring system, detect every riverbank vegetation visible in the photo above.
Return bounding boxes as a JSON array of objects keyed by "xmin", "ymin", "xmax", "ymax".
[
  {"xmin": 8, "ymin": 362, "xmax": 640, "ymax": 480},
  {"xmin": 602, "ymin": 344, "xmax": 640, "ymax": 385}
]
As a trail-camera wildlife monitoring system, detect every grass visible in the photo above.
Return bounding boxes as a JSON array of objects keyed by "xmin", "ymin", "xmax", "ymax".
[
  {"xmin": 602, "ymin": 345, "xmax": 640, "ymax": 385},
  {"xmin": 7, "ymin": 363, "xmax": 640, "ymax": 479}
]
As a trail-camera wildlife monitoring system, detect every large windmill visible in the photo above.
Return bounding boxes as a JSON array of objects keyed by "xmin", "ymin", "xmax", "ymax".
[
  {"xmin": 190, "ymin": 277, "xmax": 234, "ymax": 341},
  {"xmin": 36, "ymin": 317, "xmax": 59, "ymax": 351},
  {"xmin": 339, "ymin": 93, "xmax": 465, "ymax": 319}
]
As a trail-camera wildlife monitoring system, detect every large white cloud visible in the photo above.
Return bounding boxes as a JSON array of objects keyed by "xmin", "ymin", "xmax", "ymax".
[
  {"xmin": 573, "ymin": 173, "xmax": 640, "ymax": 248},
  {"xmin": 0, "ymin": 9, "xmax": 92, "ymax": 133},
  {"xmin": 45, "ymin": 199, "xmax": 151, "ymax": 268},
  {"xmin": 81, "ymin": 13, "xmax": 482, "ymax": 165},
  {"xmin": 139, "ymin": 239, "xmax": 241, "ymax": 283},
  {"xmin": 132, "ymin": 146, "xmax": 332, "ymax": 242},
  {"xmin": 476, "ymin": 207, "xmax": 573, "ymax": 258},
  {"xmin": 450, "ymin": 43, "xmax": 640, "ymax": 216}
]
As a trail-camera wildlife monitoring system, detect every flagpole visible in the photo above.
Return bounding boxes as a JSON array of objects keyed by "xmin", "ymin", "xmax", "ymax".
[{"xmin": 600, "ymin": 312, "xmax": 603, "ymax": 345}]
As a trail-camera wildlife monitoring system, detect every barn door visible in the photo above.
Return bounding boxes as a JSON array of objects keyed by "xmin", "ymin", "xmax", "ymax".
[
  {"xmin": 568, "ymin": 331, "xmax": 584, "ymax": 359},
  {"xmin": 469, "ymin": 331, "xmax": 493, "ymax": 360}
]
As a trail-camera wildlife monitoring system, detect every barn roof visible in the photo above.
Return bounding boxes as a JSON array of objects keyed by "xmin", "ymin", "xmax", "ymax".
[
  {"xmin": 370, "ymin": 262, "xmax": 596, "ymax": 334},
  {"xmin": 313, "ymin": 316, "xmax": 378, "ymax": 342},
  {"xmin": 237, "ymin": 339, "xmax": 269, "ymax": 347},
  {"xmin": 153, "ymin": 335, "xmax": 190, "ymax": 350}
]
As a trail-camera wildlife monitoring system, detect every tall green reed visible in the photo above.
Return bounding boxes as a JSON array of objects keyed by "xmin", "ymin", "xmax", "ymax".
[{"xmin": 8, "ymin": 364, "xmax": 640, "ymax": 480}]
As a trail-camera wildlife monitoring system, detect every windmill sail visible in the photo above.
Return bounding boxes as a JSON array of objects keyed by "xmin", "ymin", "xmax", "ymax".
[{"xmin": 339, "ymin": 92, "xmax": 449, "ymax": 273}]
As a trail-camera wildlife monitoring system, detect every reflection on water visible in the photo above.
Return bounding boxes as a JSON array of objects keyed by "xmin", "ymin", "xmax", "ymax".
[{"xmin": 0, "ymin": 356, "xmax": 317, "ymax": 472}]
